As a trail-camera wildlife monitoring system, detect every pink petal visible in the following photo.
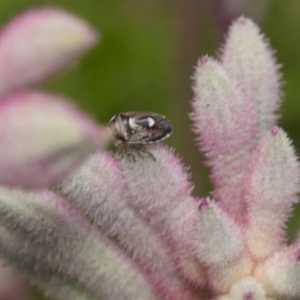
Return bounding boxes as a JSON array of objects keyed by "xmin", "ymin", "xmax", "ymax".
[
  {"xmin": 0, "ymin": 91, "xmax": 109, "ymax": 189},
  {"xmin": 121, "ymin": 145, "xmax": 206, "ymax": 286},
  {"xmin": 221, "ymin": 16, "xmax": 282, "ymax": 138},
  {"xmin": 60, "ymin": 151, "xmax": 198, "ymax": 300},
  {"xmin": 244, "ymin": 127, "xmax": 300, "ymax": 259},
  {"xmin": 0, "ymin": 8, "xmax": 98, "ymax": 96},
  {"xmin": 255, "ymin": 245, "xmax": 300, "ymax": 298},
  {"xmin": 192, "ymin": 56, "xmax": 256, "ymax": 221},
  {"xmin": 196, "ymin": 198, "xmax": 244, "ymax": 267}
]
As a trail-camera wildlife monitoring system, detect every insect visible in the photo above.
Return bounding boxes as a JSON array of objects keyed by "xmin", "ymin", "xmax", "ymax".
[{"xmin": 109, "ymin": 111, "xmax": 172, "ymax": 160}]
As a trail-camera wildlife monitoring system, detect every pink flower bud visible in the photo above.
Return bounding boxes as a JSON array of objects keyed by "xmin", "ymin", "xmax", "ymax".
[
  {"xmin": 221, "ymin": 16, "xmax": 282, "ymax": 139},
  {"xmin": 255, "ymin": 246, "xmax": 300, "ymax": 298},
  {"xmin": 196, "ymin": 198, "xmax": 244, "ymax": 267},
  {"xmin": 192, "ymin": 56, "xmax": 256, "ymax": 221},
  {"xmin": 244, "ymin": 127, "xmax": 300, "ymax": 259},
  {"xmin": 0, "ymin": 8, "xmax": 98, "ymax": 96},
  {"xmin": 0, "ymin": 91, "xmax": 109, "ymax": 189}
]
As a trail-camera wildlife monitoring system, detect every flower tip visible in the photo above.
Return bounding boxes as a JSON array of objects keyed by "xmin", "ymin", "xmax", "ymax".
[
  {"xmin": 198, "ymin": 198, "xmax": 209, "ymax": 210},
  {"xmin": 235, "ymin": 16, "xmax": 251, "ymax": 26},
  {"xmin": 270, "ymin": 126, "xmax": 280, "ymax": 136},
  {"xmin": 198, "ymin": 55, "xmax": 212, "ymax": 66},
  {"xmin": 229, "ymin": 277, "xmax": 266, "ymax": 300}
]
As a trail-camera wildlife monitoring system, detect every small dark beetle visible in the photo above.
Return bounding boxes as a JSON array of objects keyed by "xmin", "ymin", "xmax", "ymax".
[{"xmin": 109, "ymin": 112, "xmax": 172, "ymax": 160}]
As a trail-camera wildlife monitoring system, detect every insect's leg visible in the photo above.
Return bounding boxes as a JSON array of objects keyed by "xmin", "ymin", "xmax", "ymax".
[
  {"xmin": 126, "ymin": 144, "xmax": 136, "ymax": 162},
  {"xmin": 116, "ymin": 144, "xmax": 124, "ymax": 159},
  {"xmin": 138, "ymin": 145, "xmax": 156, "ymax": 161}
]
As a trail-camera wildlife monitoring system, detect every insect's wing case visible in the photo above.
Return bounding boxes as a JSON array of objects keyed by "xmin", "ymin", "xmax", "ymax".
[{"xmin": 128, "ymin": 113, "xmax": 172, "ymax": 144}]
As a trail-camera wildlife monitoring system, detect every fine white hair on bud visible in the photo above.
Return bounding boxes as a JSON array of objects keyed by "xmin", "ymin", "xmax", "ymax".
[
  {"xmin": 196, "ymin": 198, "xmax": 244, "ymax": 267},
  {"xmin": 207, "ymin": 254, "xmax": 253, "ymax": 294},
  {"xmin": 228, "ymin": 277, "xmax": 266, "ymax": 300},
  {"xmin": 0, "ymin": 188, "xmax": 158, "ymax": 300},
  {"xmin": 244, "ymin": 127, "xmax": 300, "ymax": 259},
  {"xmin": 221, "ymin": 16, "xmax": 282, "ymax": 139},
  {"xmin": 121, "ymin": 145, "xmax": 206, "ymax": 286},
  {"xmin": 192, "ymin": 56, "xmax": 257, "ymax": 222},
  {"xmin": 60, "ymin": 151, "xmax": 198, "ymax": 300},
  {"xmin": 255, "ymin": 246, "xmax": 300, "ymax": 298}
]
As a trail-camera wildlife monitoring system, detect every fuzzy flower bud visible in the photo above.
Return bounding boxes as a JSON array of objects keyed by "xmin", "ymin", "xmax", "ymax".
[
  {"xmin": 0, "ymin": 91, "xmax": 109, "ymax": 189},
  {"xmin": 192, "ymin": 56, "xmax": 256, "ymax": 221},
  {"xmin": 0, "ymin": 188, "xmax": 158, "ymax": 300},
  {"xmin": 221, "ymin": 16, "xmax": 282, "ymax": 138},
  {"xmin": 244, "ymin": 127, "xmax": 300, "ymax": 259},
  {"xmin": 255, "ymin": 246, "xmax": 300, "ymax": 298},
  {"xmin": 0, "ymin": 8, "xmax": 98, "ymax": 96},
  {"xmin": 121, "ymin": 145, "xmax": 206, "ymax": 286},
  {"xmin": 60, "ymin": 151, "xmax": 198, "ymax": 300},
  {"xmin": 196, "ymin": 198, "xmax": 244, "ymax": 267}
]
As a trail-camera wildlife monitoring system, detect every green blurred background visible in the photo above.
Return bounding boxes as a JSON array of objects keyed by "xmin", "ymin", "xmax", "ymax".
[{"xmin": 1, "ymin": 1, "xmax": 300, "ymax": 297}]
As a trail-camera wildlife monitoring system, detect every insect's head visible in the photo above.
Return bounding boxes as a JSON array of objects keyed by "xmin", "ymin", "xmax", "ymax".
[{"xmin": 109, "ymin": 113, "xmax": 128, "ymax": 145}]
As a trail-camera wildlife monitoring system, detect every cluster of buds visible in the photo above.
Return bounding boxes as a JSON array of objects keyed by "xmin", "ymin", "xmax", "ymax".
[{"xmin": 0, "ymin": 7, "xmax": 299, "ymax": 300}]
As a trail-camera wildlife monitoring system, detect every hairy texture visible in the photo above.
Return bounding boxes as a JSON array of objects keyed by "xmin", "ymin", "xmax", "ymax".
[
  {"xmin": 221, "ymin": 16, "xmax": 282, "ymax": 139},
  {"xmin": 244, "ymin": 127, "xmax": 300, "ymax": 259},
  {"xmin": 0, "ymin": 227, "xmax": 98, "ymax": 300},
  {"xmin": 255, "ymin": 246, "xmax": 300, "ymax": 298},
  {"xmin": 196, "ymin": 198, "xmax": 244, "ymax": 267},
  {"xmin": 207, "ymin": 255, "xmax": 253, "ymax": 294},
  {"xmin": 61, "ymin": 151, "xmax": 198, "ymax": 300},
  {"xmin": 0, "ymin": 91, "xmax": 109, "ymax": 189},
  {"xmin": 192, "ymin": 57, "xmax": 256, "ymax": 221},
  {"xmin": 121, "ymin": 145, "xmax": 206, "ymax": 286},
  {"xmin": 0, "ymin": 8, "xmax": 97, "ymax": 97},
  {"xmin": 228, "ymin": 277, "xmax": 266, "ymax": 300},
  {"xmin": 0, "ymin": 188, "xmax": 158, "ymax": 300}
]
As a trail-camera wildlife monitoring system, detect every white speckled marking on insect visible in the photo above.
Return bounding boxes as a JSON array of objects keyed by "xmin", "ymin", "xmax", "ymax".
[
  {"xmin": 147, "ymin": 117, "xmax": 155, "ymax": 127},
  {"xmin": 128, "ymin": 117, "xmax": 135, "ymax": 129}
]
